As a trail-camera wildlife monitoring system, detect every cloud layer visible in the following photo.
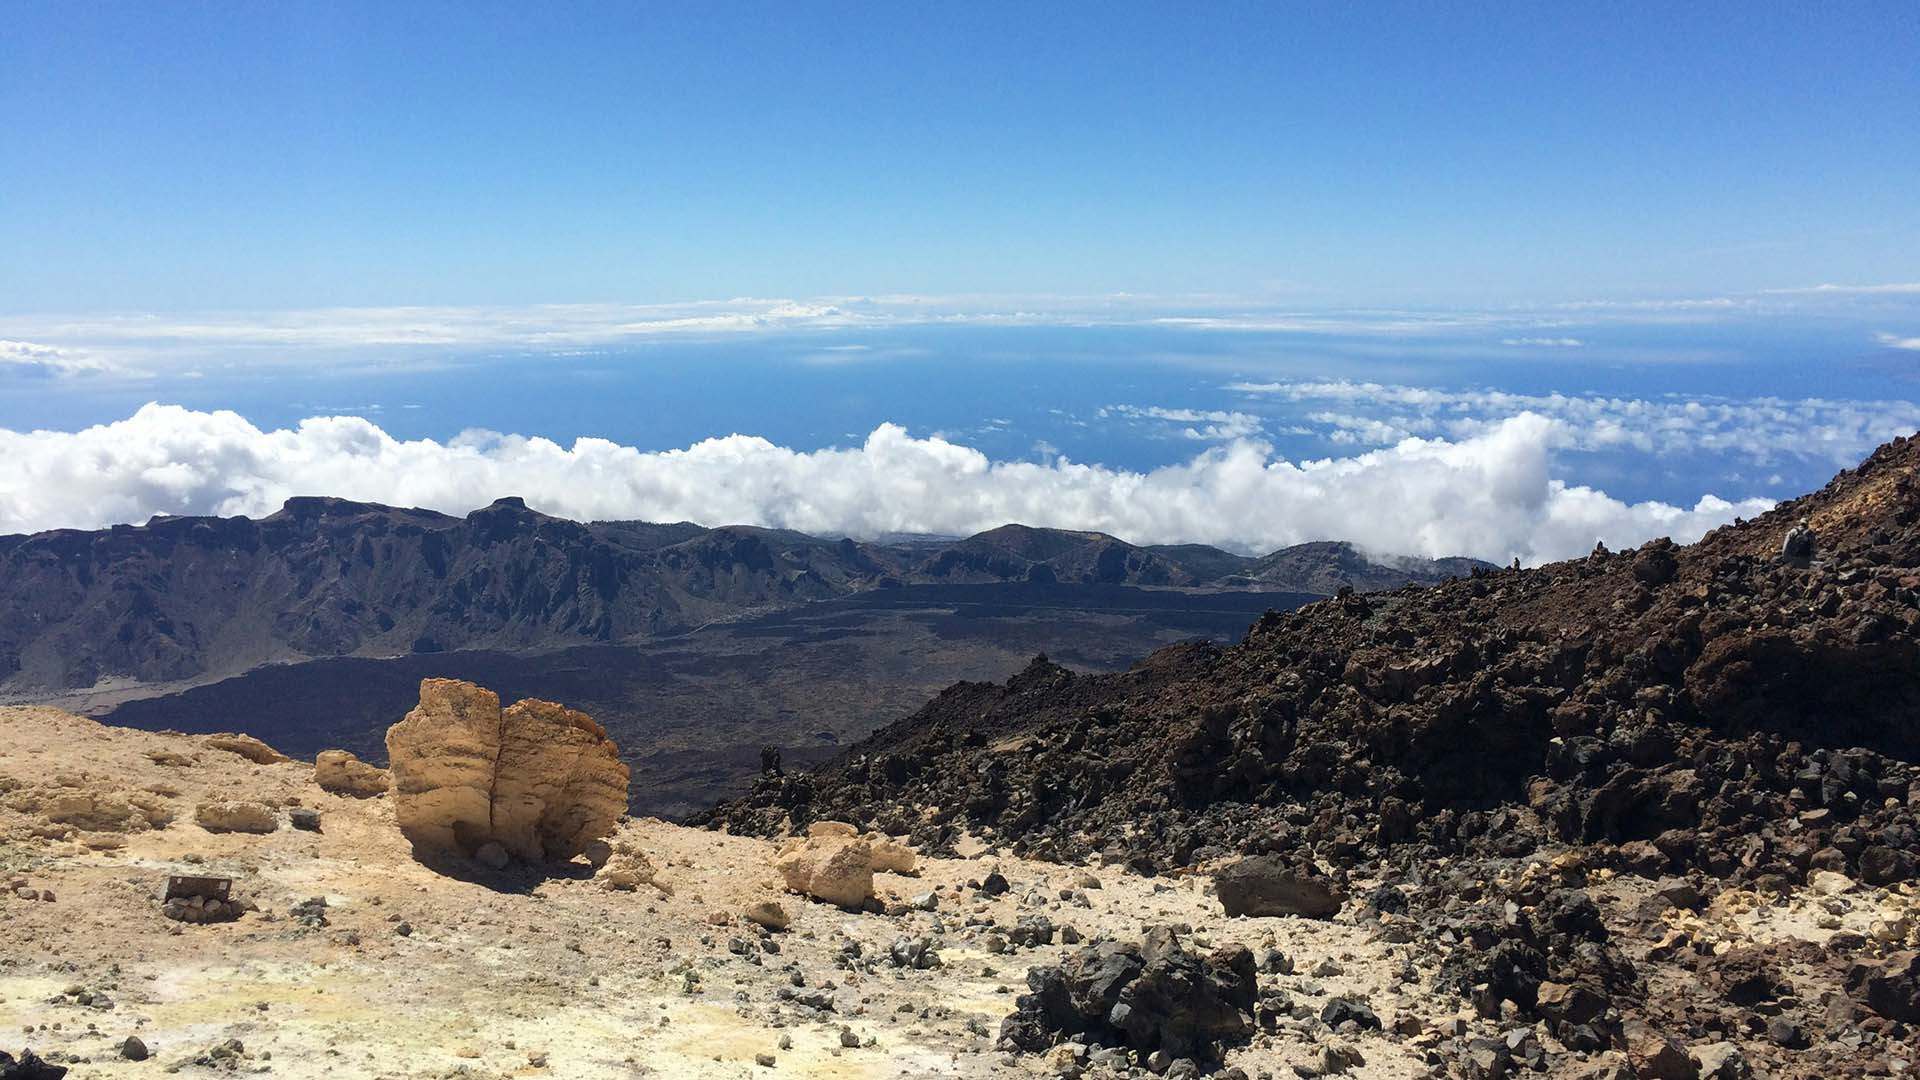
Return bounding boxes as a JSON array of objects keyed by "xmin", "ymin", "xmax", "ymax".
[
  {"xmin": 1227, "ymin": 380, "xmax": 1920, "ymax": 465},
  {"xmin": 0, "ymin": 404, "xmax": 1778, "ymax": 566},
  {"xmin": 5, "ymin": 281, "xmax": 1918, "ymax": 378}
]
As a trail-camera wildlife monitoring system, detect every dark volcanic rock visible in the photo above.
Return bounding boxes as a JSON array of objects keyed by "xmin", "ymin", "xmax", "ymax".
[
  {"xmin": 1213, "ymin": 856, "xmax": 1345, "ymax": 918},
  {"xmin": 706, "ymin": 434, "xmax": 1920, "ymax": 1079},
  {"xmin": 710, "ymin": 435, "xmax": 1920, "ymax": 897},
  {"xmin": 1849, "ymin": 951, "xmax": 1920, "ymax": 1023},
  {"xmin": 0, "ymin": 1049, "xmax": 67, "ymax": 1080},
  {"xmin": 1000, "ymin": 927, "xmax": 1254, "ymax": 1061}
]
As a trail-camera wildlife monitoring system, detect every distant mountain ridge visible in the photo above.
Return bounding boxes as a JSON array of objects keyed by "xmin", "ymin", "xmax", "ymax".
[{"xmin": 0, "ymin": 497, "xmax": 1488, "ymax": 693}]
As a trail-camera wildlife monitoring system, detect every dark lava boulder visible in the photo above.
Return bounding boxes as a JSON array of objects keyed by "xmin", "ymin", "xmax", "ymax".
[
  {"xmin": 0, "ymin": 1049, "xmax": 67, "ymax": 1080},
  {"xmin": 1849, "ymin": 951, "xmax": 1920, "ymax": 1023},
  {"xmin": 1000, "ymin": 927, "xmax": 1254, "ymax": 1061},
  {"xmin": 1213, "ymin": 856, "xmax": 1345, "ymax": 918}
]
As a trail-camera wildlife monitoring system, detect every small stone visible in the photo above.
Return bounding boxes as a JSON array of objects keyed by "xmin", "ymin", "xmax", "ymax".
[
  {"xmin": 120, "ymin": 1035, "xmax": 150, "ymax": 1061},
  {"xmin": 745, "ymin": 900, "xmax": 791, "ymax": 932}
]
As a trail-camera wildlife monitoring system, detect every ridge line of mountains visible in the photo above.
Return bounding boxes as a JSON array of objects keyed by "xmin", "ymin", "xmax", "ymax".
[{"xmin": 0, "ymin": 496, "xmax": 1486, "ymax": 695}]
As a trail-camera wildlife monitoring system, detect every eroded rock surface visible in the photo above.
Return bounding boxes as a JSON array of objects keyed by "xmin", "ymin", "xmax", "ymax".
[
  {"xmin": 204, "ymin": 734, "xmax": 290, "ymax": 765},
  {"xmin": 313, "ymin": 750, "xmax": 388, "ymax": 798},
  {"xmin": 385, "ymin": 678, "xmax": 628, "ymax": 864},
  {"xmin": 194, "ymin": 801, "xmax": 278, "ymax": 834},
  {"xmin": 776, "ymin": 834, "xmax": 875, "ymax": 909}
]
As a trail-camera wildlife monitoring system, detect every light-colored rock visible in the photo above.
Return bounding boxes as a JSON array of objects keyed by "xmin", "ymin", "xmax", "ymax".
[
  {"xmin": 599, "ymin": 846, "xmax": 658, "ymax": 891},
  {"xmin": 1810, "ymin": 869, "xmax": 1855, "ymax": 896},
  {"xmin": 583, "ymin": 839, "xmax": 613, "ymax": 869},
  {"xmin": 776, "ymin": 835, "xmax": 874, "ymax": 909},
  {"xmin": 863, "ymin": 833, "xmax": 918, "ymax": 875},
  {"xmin": 205, "ymin": 733, "xmax": 290, "ymax": 765},
  {"xmin": 745, "ymin": 900, "xmax": 791, "ymax": 931},
  {"xmin": 43, "ymin": 792, "xmax": 140, "ymax": 832},
  {"xmin": 473, "ymin": 841, "xmax": 511, "ymax": 870},
  {"xmin": 194, "ymin": 800, "xmax": 279, "ymax": 834},
  {"xmin": 1692, "ymin": 1042, "xmax": 1749, "ymax": 1079},
  {"xmin": 807, "ymin": 820, "xmax": 859, "ymax": 839},
  {"xmin": 385, "ymin": 678, "xmax": 629, "ymax": 864},
  {"xmin": 314, "ymin": 750, "xmax": 389, "ymax": 798}
]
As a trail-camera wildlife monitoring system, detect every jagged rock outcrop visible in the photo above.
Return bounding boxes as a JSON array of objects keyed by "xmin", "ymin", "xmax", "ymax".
[
  {"xmin": 384, "ymin": 678, "xmax": 629, "ymax": 864},
  {"xmin": 313, "ymin": 750, "xmax": 388, "ymax": 798}
]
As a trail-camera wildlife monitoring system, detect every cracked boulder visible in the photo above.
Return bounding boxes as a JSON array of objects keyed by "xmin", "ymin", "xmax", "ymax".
[{"xmin": 385, "ymin": 678, "xmax": 629, "ymax": 864}]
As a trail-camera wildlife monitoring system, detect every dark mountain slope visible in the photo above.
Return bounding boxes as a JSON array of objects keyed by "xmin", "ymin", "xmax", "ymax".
[
  {"xmin": 710, "ymin": 434, "xmax": 1920, "ymax": 882},
  {"xmin": 705, "ymin": 435, "xmax": 1920, "ymax": 1078},
  {"xmin": 0, "ymin": 502, "xmax": 1487, "ymax": 694}
]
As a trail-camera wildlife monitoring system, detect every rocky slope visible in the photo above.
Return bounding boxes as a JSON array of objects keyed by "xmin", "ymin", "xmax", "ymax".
[
  {"xmin": 0, "ymin": 500, "xmax": 1486, "ymax": 694},
  {"xmin": 0, "ymin": 704, "xmax": 1489, "ymax": 1079},
  {"xmin": 709, "ymin": 433, "xmax": 1920, "ymax": 1078}
]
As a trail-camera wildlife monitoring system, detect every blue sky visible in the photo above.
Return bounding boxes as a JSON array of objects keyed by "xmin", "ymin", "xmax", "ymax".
[
  {"xmin": 2, "ymin": 5, "xmax": 1918, "ymax": 563},
  {"xmin": 4, "ymin": 3, "xmax": 1917, "ymax": 308}
]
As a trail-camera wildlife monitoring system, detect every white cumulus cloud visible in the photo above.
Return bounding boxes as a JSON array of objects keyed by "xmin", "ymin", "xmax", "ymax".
[{"xmin": 0, "ymin": 404, "xmax": 1777, "ymax": 566}]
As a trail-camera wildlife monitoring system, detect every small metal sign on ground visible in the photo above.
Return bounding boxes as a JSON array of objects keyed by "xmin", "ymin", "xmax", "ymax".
[{"xmin": 165, "ymin": 875, "xmax": 233, "ymax": 902}]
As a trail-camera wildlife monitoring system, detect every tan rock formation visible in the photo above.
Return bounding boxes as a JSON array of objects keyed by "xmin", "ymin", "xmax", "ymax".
[
  {"xmin": 205, "ymin": 734, "xmax": 290, "ymax": 765},
  {"xmin": 314, "ymin": 750, "xmax": 389, "ymax": 798},
  {"xmin": 384, "ymin": 678, "xmax": 629, "ymax": 864},
  {"xmin": 43, "ymin": 792, "xmax": 141, "ymax": 832},
  {"xmin": 864, "ymin": 833, "xmax": 918, "ymax": 875},
  {"xmin": 776, "ymin": 834, "xmax": 874, "ymax": 909},
  {"xmin": 194, "ymin": 800, "xmax": 279, "ymax": 833},
  {"xmin": 598, "ymin": 846, "xmax": 658, "ymax": 891}
]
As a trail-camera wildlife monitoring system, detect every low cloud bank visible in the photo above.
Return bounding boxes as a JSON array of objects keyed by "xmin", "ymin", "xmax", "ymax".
[
  {"xmin": 1229, "ymin": 380, "xmax": 1920, "ymax": 464},
  {"xmin": 0, "ymin": 404, "xmax": 1775, "ymax": 565}
]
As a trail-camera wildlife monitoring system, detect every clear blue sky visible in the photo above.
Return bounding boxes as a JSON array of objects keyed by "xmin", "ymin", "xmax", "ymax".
[{"xmin": 3, "ymin": 2, "xmax": 1916, "ymax": 313}]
